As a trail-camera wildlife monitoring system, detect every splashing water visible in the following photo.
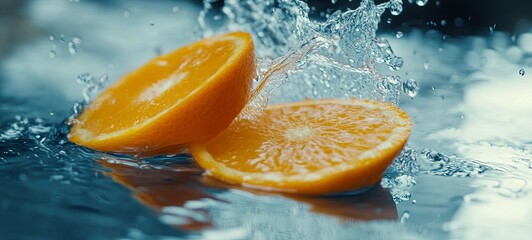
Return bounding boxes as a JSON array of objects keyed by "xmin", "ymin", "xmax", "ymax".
[
  {"xmin": 76, "ymin": 72, "xmax": 109, "ymax": 103},
  {"xmin": 199, "ymin": 0, "xmax": 409, "ymax": 119},
  {"xmin": 196, "ymin": 0, "xmax": 501, "ymax": 200}
]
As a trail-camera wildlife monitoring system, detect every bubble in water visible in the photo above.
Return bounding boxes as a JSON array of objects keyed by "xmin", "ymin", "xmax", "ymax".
[
  {"xmin": 172, "ymin": 6, "xmax": 180, "ymax": 12},
  {"xmin": 123, "ymin": 10, "xmax": 130, "ymax": 18},
  {"xmin": 49, "ymin": 35, "xmax": 55, "ymax": 41},
  {"xmin": 395, "ymin": 31, "xmax": 404, "ymax": 39},
  {"xmin": 402, "ymin": 78, "xmax": 419, "ymax": 97},
  {"xmin": 150, "ymin": 21, "xmax": 155, "ymax": 26},
  {"xmin": 49, "ymin": 50, "xmax": 56, "ymax": 58},
  {"xmin": 415, "ymin": 0, "xmax": 428, "ymax": 6},
  {"xmin": 519, "ymin": 68, "xmax": 525, "ymax": 76},
  {"xmin": 389, "ymin": 0, "xmax": 403, "ymax": 15},
  {"xmin": 440, "ymin": 19, "xmax": 447, "ymax": 26}
]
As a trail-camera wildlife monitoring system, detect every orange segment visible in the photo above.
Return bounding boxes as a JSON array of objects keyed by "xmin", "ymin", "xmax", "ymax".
[
  {"xmin": 68, "ymin": 32, "xmax": 255, "ymax": 153},
  {"xmin": 189, "ymin": 99, "xmax": 412, "ymax": 195}
]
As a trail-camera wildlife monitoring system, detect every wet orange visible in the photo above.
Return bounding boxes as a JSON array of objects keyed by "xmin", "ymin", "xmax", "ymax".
[
  {"xmin": 189, "ymin": 99, "xmax": 412, "ymax": 195},
  {"xmin": 69, "ymin": 32, "xmax": 255, "ymax": 153}
]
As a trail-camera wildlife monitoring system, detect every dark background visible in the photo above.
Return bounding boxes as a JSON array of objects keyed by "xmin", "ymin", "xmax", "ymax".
[
  {"xmin": 1, "ymin": 0, "xmax": 531, "ymax": 34},
  {"xmin": 186, "ymin": 0, "xmax": 532, "ymax": 35},
  {"xmin": 309, "ymin": 0, "xmax": 531, "ymax": 36},
  {"xmin": 0, "ymin": 0, "xmax": 531, "ymax": 57}
]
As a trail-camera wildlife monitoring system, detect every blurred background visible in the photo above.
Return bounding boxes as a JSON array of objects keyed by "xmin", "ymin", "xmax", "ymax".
[{"xmin": 1, "ymin": 0, "xmax": 531, "ymax": 56}]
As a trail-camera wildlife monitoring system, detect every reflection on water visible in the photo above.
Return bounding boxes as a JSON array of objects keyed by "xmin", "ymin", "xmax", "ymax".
[
  {"xmin": 101, "ymin": 155, "xmax": 398, "ymax": 228},
  {"xmin": 1, "ymin": 0, "xmax": 532, "ymax": 239}
]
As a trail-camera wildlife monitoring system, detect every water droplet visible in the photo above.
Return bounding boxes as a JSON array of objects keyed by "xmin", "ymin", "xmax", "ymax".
[
  {"xmin": 402, "ymin": 78, "xmax": 419, "ymax": 97},
  {"xmin": 68, "ymin": 41, "xmax": 78, "ymax": 55},
  {"xmin": 435, "ymin": 0, "xmax": 441, "ymax": 6},
  {"xmin": 389, "ymin": 57, "xmax": 404, "ymax": 71},
  {"xmin": 424, "ymin": 60, "xmax": 430, "ymax": 69},
  {"xmin": 150, "ymin": 21, "xmax": 155, "ymax": 26},
  {"xmin": 489, "ymin": 24, "xmax": 496, "ymax": 33},
  {"xmin": 400, "ymin": 211, "xmax": 410, "ymax": 224},
  {"xmin": 172, "ymin": 6, "xmax": 180, "ymax": 12},
  {"xmin": 49, "ymin": 50, "xmax": 56, "ymax": 58},
  {"xmin": 389, "ymin": 0, "xmax": 403, "ymax": 16},
  {"xmin": 123, "ymin": 10, "xmax": 130, "ymax": 18},
  {"xmin": 99, "ymin": 73, "xmax": 109, "ymax": 85},
  {"xmin": 412, "ymin": 199, "xmax": 417, "ymax": 204},
  {"xmin": 49, "ymin": 35, "xmax": 55, "ymax": 41},
  {"xmin": 519, "ymin": 68, "xmax": 525, "ymax": 76},
  {"xmin": 72, "ymin": 36, "xmax": 82, "ymax": 44},
  {"xmin": 386, "ymin": 18, "xmax": 392, "ymax": 24},
  {"xmin": 440, "ymin": 19, "xmax": 447, "ymax": 26},
  {"xmin": 395, "ymin": 31, "xmax": 404, "ymax": 39},
  {"xmin": 331, "ymin": 0, "xmax": 337, "ymax": 4},
  {"xmin": 415, "ymin": 0, "xmax": 428, "ymax": 6}
]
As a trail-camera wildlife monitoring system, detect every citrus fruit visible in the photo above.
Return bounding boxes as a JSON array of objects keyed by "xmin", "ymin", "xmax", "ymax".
[
  {"xmin": 68, "ymin": 32, "xmax": 255, "ymax": 153},
  {"xmin": 189, "ymin": 99, "xmax": 412, "ymax": 195}
]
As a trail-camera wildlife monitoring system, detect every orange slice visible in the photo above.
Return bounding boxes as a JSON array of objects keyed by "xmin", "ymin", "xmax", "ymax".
[
  {"xmin": 189, "ymin": 99, "xmax": 412, "ymax": 195},
  {"xmin": 68, "ymin": 32, "xmax": 255, "ymax": 153}
]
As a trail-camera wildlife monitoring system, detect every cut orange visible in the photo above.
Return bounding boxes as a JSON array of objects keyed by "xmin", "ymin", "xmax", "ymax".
[
  {"xmin": 189, "ymin": 99, "xmax": 412, "ymax": 195},
  {"xmin": 68, "ymin": 32, "xmax": 255, "ymax": 153}
]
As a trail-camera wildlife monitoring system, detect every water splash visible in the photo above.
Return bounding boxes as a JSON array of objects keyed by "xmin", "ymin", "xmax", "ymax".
[
  {"xmin": 76, "ymin": 72, "xmax": 109, "ymax": 103},
  {"xmin": 199, "ymin": 0, "xmax": 409, "ymax": 119},
  {"xmin": 418, "ymin": 149, "xmax": 491, "ymax": 177}
]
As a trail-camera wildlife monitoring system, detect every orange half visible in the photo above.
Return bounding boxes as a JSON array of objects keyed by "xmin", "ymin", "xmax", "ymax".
[
  {"xmin": 69, "ymin": 32, "xmax": 255, "ymax": 153},
  {"xmin": 189, "ymin": 99, "xmax": 412, "ymax": 195}
]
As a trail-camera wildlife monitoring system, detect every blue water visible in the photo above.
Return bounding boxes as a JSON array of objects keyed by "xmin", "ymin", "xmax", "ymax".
[{"xmin": 1, "ymin": 0, "xmax": 532, "ymax": 239}]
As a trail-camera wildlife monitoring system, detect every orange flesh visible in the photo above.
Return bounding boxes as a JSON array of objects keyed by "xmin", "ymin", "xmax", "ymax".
[
  {"xmin": 81, "ymin": 40, "xmax": 237, "ymax": 134},
  {"xmin": 207, "ymin": 103, "xmax": 396, "ymax": 175},
  {"xmin": 69, "ymin": 32, "xmax": 255, "ymax": 153},
  {"xmin": 189, "ymin": 99, "xmax": 412, "ymax": 195}
]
